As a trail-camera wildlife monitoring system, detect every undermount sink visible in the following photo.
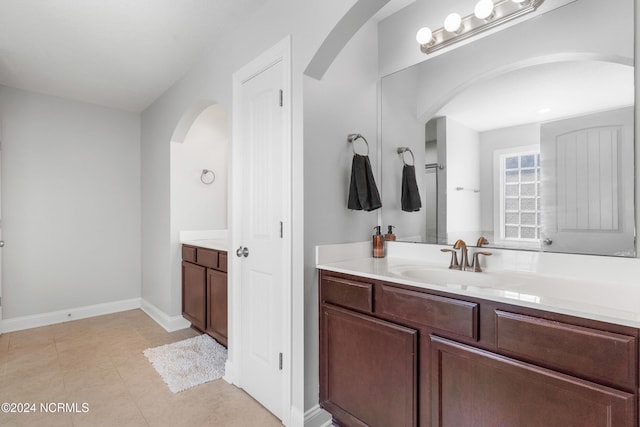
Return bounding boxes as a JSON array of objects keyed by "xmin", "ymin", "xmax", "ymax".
[
  {"xmin": 390, "ymin": 264, "xmax": 496, "ymax": 287},
  {"xmin": 386, "ymin": 263, "xmax": 640, "ymax": 314}
]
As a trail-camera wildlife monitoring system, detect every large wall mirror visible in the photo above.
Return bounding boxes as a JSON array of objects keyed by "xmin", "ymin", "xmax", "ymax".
[{"xmin": 380, "ymin": 0, "xmax": 636, "ymax": 257}]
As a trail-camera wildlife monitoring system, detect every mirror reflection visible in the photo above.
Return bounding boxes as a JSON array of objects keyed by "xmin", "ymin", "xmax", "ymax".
[{"xmin": 380, "ymin": 0, "xmax": 635, "ymax": 257}]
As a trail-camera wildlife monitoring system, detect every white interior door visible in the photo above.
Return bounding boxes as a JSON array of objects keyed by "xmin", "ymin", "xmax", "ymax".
[
  {"xmin": 540, "ymin": 107, "xmax": 635, "ymax": 256},
  {"xmin": 234, "ymin": 47, "xmax": 289, "ymax": 421}
]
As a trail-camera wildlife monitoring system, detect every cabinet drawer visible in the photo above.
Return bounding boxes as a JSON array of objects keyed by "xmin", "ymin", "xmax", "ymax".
[
  {"xmin": 197, "ymin": 248, "xmax": 218, "ymax": 269},
  {"xmin": 321, "ymin": 276, "xmax": 373, "ymax": 314},
  {"xmin": 182, "ymin": 245, "xmax": 197, "ymax": 263},
  {"xmin": 378, "ymin": 285, "xmax": 478, "ymax": 340},
  {"xmin": 218, "ymin": 252, "xmax": 228, "ymax": 273},
  {"xmin": 495, "ymin": 310, "xmax": 637, "ymax": 391}
]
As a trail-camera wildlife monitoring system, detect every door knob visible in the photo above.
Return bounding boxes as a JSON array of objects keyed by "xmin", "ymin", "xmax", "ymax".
[
  {"xmin": 543, "ymin": 238, "xmax": 553, "ymax": 245},
  {"xmin": 236, "ymin": 246, "xmax": 249, "ymax": 257},
  {"xmin": 0, "ymin": 241, "xmax": 4, "ymax": 248}
]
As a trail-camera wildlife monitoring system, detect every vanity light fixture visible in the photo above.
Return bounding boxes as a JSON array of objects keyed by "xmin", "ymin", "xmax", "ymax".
[{"xmin": 416, "ymin": 0, "xmax": 544, "ymax": 55}]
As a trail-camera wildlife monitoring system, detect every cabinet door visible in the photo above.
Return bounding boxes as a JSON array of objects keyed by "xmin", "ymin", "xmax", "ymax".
[
  {"xmin": 431, "ymin": 336, "xmax": 635, "ymax": 427},
  {"xmin": 320, "ymin": 305, "xmax": 417, "ymax": 427},
  {"xmin": 182, "ymin": 261, "xmax": 206, "ymax": 331},
  {"xmin": 206, "ymin": 268, "xmax": 228, "ymax": 347}
]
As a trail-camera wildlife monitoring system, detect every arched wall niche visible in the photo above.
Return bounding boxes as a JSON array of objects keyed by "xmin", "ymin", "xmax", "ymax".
[
  {"xmin": 171, "ymin": 100, "xmax": 219, "ymax": 144},
  {"xmin": 169, "ymin": 102, "xmax": 229, "ymax": 333},
  {"xmin": 170, "ymin": 102, "xmax": 228, "ymax": 232}
]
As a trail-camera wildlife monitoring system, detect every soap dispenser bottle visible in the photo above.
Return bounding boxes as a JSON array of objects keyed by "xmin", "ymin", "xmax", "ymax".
[
  {"xmin": 372, "ymin": 226, "xmax": 385, "ymax": 258},
  {"xmin": 385, "ymin": 225, "xmax": 396, "ymax": 241}
]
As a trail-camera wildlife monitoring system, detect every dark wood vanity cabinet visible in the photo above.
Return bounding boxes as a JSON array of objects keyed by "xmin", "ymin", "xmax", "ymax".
[
  {"xmin": 431, "ymin": 336, "xmax": 635, "ymax": 427},
  {"xmin": 321, "ymin": 305, "xmax": 417, "ymax": 427},
  {"xmin": 182, "ymin": 260, "xmax": 206, "ymax": 330},
  {"xmin": 206, "ymin": 268, "xmax": 228, "ymax": 346},
  {"xmin": 318, "ymin": 269, "xmax": 639, "ymax": 427},
  {"xmin": 182, "ymin": 245, "xmax": 228, "ymax": 346}
]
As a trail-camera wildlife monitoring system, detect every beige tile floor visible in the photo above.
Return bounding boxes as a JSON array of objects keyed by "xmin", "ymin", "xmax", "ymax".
[{"xmin": 0, "ymin": 309, "xmax": 282, "ymax": 427}]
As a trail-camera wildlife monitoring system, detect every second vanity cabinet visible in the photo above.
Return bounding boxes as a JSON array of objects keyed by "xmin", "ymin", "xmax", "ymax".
[
  {"xmin": 319, "ymin": 269, "xmax": 638, "ymax": 427},
  {"xmin": 182, "ymin": 244, "xmax": 228, "ymax": 346}
]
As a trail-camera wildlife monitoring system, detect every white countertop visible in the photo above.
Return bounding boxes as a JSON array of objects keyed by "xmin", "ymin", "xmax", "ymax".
[
  {"xmin": 179, "ymin": 229, "xmax": 228, "ymax": 252},
  {"xmin": 181, "ymin": 239, "xmax": 228, "ymax": 252},
  {"xmin": 317, "ymin": 254, "xmax": 640, "ymax": 329}
]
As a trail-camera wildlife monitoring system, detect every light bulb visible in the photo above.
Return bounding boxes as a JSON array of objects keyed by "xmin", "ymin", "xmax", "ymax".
[
  {"xmin": 444, "ymin": 13, "xmax": 462, "ymax": 33},
  {"xmin": 416, "ymin": 27, "xmax": 433, "ymax": 45},
  {"xmin": 474, "ymin": 0, "xmax": 494, "ymax": 20}
]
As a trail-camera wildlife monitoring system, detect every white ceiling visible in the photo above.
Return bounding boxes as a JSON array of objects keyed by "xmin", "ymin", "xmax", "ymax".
[
  {"xmin": 0, "ymin": 0, "xmax": 265, "ymax": 112},
  {"xmin": 437, "ymin": 60, "xmax": 635, "ymax": 132}
]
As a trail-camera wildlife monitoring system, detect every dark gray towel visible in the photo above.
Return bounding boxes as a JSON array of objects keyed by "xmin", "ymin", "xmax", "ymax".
[
  {"xmin": 401, "ymin": 164, "xmax": 422, "ymax": 212},
  {"xmin": 347, "ymin": 154, "xmax": 382, "ymax": 211}
]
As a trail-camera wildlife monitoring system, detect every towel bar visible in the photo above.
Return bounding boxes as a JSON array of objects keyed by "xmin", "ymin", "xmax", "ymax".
[
  {"xmin": 455, "ymin": 186, "xmax": 480, "ymax": 193},
  {"xmin": 347, "ymin": 133, "xmax": 370, "ymax": 156}
]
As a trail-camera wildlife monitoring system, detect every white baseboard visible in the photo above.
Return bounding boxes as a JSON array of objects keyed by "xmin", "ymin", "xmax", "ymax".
[
  {"xmin": 140, "ymin": 299, "xmax": 190, "ymax": 332},
  {"xmin": 223, "ymin": 359, "xmax": 235, "ymax": 385},
  {"xmin": 0, "ymin": 298, "xmax": 192, "ymax": 335},
  {"xmin": 0, "ymin": 298, "xmax": 141, "ymax": 333},
  {"xmin": 304, "ymin": 405, "xmax": 332, "ymax": 427}
]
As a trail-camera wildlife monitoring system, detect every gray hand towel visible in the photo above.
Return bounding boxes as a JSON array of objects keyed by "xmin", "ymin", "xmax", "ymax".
[
  {"xmin": 401, "ymin": 164, "xmax": 422, "ymax": 212},
  {"xmin": 348, "ymin": 154, "xmax": 382, "ymax": 211}
]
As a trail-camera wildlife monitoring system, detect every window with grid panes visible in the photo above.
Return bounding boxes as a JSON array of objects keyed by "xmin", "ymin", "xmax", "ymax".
[{"xmin": 502, "ymin": 152, "xmax": 541, "ymax": 241}]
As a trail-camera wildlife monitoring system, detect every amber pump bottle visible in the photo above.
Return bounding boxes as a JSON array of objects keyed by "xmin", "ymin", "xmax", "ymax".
[
  {"xmin": 372, "ymin": 226, "xmax": 385, "ymax": 258},
  {"xmin": 385, "ymin": 225, "xmax": 396, "ymax": 241}
]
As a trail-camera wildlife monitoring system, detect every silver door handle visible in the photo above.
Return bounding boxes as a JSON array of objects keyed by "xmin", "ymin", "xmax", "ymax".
[
  {"xmin": 543, "ymin": 238, "xmax": 553, "ymax": 245},
  {"xmin": 235, "ymin": 246, "xmax": 249, "ymax": 257},
  {"xmin": 0, "ymin": 241, "xmax": 4, "ymax": 248}
]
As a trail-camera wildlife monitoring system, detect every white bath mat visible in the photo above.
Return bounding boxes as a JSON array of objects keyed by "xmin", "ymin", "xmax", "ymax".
[{"xmin": 143, "ymin": 334, "xmax": 227, "ymax": 393}]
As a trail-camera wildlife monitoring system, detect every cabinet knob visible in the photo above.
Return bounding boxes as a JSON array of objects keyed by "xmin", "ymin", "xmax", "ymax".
[{"xmin": 0, "ymin": 240, "xmax": 4, "ymax": 248}]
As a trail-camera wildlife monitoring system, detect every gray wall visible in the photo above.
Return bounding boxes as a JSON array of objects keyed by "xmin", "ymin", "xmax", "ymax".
[
  {"xmin": 303, "ymin": 19, "xmax": 380, "ymax": 411},
  {"xmin": 0, "ymin": 85, "xmax": 141, "ymax": 318}
]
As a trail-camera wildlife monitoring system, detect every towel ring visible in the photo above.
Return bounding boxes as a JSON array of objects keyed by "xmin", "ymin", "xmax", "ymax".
[
  {"xmin": 397, "ymin": 147, "xmax": 415, "ymax": 166},
  {"xmin": 347, "ymin": 133, "xmax": 370, "ymax": 156},
  {"xmin": 201, "ymin": 169, "xmax": 215, "ymax": 185}
]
